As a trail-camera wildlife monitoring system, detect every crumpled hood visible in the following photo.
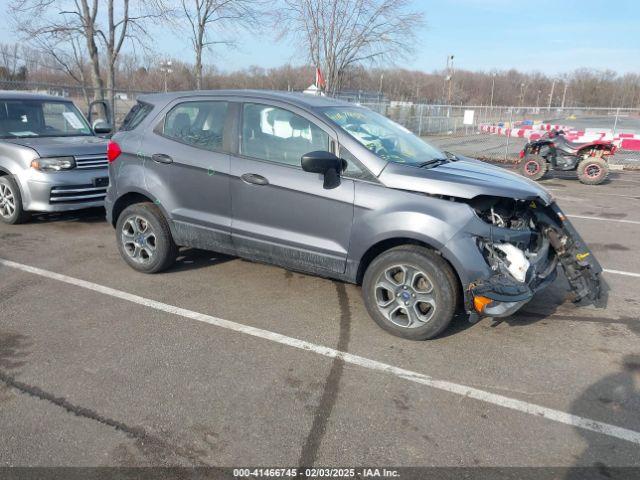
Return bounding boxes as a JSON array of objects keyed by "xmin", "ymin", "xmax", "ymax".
[
  {"xmin": 4, "ymin": 136, "xmax": 108, "ymax": 157},
  {"xmin": 378, "ymin": 157, "xmax": 554, "ymax": 205}
]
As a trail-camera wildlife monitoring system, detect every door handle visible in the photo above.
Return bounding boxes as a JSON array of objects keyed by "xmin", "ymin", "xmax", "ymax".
[
  {"xmin": 151, "ymin": 153, "xmax": 173, "ymax": 164},
  {"xmin": 241, "ymin": 173, "xmax": 269, "ymax": 186}
]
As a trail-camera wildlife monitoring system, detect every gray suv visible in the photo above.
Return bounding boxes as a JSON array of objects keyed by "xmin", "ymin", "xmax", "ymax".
[
  {"xmin": 0, "ymin": 92, "xmax": 112, "ymax": 224},
  {"xmin": 105, "ymin": 90, "xmax": 601, "ymax": 340}
]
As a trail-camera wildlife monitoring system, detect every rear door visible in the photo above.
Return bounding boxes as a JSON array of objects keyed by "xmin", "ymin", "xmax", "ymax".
[
  {"xmin": 139, "ymin": 99, "xmax": 234, "ymax": 253},
  {"xmin": 229, "ymin": 101, "xmax": 355, "ymax": 275}
]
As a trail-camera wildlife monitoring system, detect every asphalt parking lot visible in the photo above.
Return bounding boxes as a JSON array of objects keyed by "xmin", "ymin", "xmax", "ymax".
[{"xmin": 1, "ymin": 169, "xmax": 639, "ymax": 473}]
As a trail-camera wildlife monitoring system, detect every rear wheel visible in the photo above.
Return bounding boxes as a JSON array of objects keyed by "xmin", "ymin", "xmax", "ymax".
[
  {"xmin": 115, "ymin": 202, "xmax": 178, "ymax": 273},
  {"xmin": 577, "ymin": 158, "xmax": 609, "ymax": 185},
  {"xmin": 0, "ymin": 176, "xmax": 30, "ymax": 225},
  {"xmin": 519, "ymin": 155, "xmax": 547, "ymax": 181},
  {"xmin": 362, "ymin": 246, "xmax": 458, "ymax": 340}
]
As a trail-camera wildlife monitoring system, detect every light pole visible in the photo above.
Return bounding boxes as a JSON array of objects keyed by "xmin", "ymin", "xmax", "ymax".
[
  {"xmin": 160, "ymin": 60, "xmax": 173, "ymax": 93},
  {"xmin": 489, "ymin": 72, "xmax": 497, "ymax": 108},
  {"xmin": 548, "ymin": 78, "xmax": 557, "ymax": 112},
  {"xmin": 561, "ymin": 81, "xmax": 569, "ymax": 109},
  {"xmin": 446, "ymin": 54, "xmax": 455, "ymax": 105}
]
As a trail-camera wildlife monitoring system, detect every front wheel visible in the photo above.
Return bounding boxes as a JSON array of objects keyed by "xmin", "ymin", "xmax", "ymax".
[
  {"xmin": 362, "ymin": 246, "xmax": 458, "ymax": 340},
  {"xmin": 0, "ymin": 176, "xmax": 30, "ymax": 225},
  {"xmin": 519, "ymin": 155, "xmax": 548, "ymax": 181},
  {"xmin": 577, "ymin": 158, "xmax": 609, "ymax": 185},
  {"xmin": 115, "ymin": 202, "xmax": 178, "ymax": 273}
]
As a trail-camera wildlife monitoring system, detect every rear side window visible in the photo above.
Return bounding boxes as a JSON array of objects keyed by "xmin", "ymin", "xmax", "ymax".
[
  {"xmin": 161, "ymin": 101, "xmax": 228, "ymax": 152},
  {"xmin": 120, "ymin": 101, "xmax": 153, "ymax": 131}
]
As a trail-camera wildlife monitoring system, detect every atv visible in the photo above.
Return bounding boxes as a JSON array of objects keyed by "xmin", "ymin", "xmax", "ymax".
[{"xmin": 518, "ymin": 130, "xmax": 616, "ymax": 185}]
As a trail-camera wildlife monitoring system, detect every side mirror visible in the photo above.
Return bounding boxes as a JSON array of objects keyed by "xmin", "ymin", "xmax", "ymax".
[
  {"xmin": 444, "ymin": 151, "xmax": 458, "ymax": 161},
  {"xmin": 88, "ymin": 99, "xmax": 112, "ymax": 130},
  {"xmin": 301, "ymin": 151, "xmax": 343, "ymax": 189},
  {"xmin": 93, "ymin": 120, "xmax": 113, "ymax": 135}
]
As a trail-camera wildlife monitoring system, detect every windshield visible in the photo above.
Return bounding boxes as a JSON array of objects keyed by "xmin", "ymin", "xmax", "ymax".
[
  {"xmin": 0, "ymin": 99, "xmax": 92, "ymax": 139},
  {"xmin": 322, "ymin": 107, "xmax": 445, "ymax": 166}
]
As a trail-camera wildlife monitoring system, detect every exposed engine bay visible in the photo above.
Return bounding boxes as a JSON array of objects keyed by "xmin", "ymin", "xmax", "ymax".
[{"xmin": 464, "ymin": 196, "xmax": 602, "ymax": 315}]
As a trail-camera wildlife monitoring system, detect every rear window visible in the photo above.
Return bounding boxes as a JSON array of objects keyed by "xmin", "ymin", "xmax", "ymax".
[{"xmin": 119, "ymin": 101, "xmax": 153, "ymax": 131}]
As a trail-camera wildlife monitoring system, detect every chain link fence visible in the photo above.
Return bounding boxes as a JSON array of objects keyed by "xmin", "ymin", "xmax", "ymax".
[
  {"xmin": 0, "ymin": 79, "xmax": 152, "ymax": 125},
  {"xmin": 2, "ymin": 80, "xmax": 639, "ymax": 166},
  {"xmin": 355, "ymin": 101, "xmax": 640, "ymax": 165}
]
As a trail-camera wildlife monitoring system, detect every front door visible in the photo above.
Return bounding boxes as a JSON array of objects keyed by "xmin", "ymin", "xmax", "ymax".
[{"xmin": 230, "ymin": 102, "xmax": 354, "ymax": 275}]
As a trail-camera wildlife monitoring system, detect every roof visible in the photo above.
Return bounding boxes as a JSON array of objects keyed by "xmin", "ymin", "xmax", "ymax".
[
  {"xmin": 0, "ymin": 90, "xmax": 74, "ymax": 102},
  {"xmin": 138, "ymin": 89, "xmax": 356, "ymax": 109}
]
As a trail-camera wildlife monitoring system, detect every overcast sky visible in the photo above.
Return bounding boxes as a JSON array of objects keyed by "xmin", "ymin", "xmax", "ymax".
[{"xmin": 1, "ymin": 0, "xmax": 638, "ymax": 74}]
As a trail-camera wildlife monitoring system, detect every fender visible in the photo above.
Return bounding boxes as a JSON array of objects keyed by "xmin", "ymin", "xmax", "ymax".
[
  {"xmin": 575, "ymin": 141, "xmax": 616, "ymax": 154},
  {"xmin": 0, "ymin": 142, "xmax": 39, "ymax": 206},
  {"xmin": 345, "ymin": 183, "xmax": 478, "ymax": 283}
]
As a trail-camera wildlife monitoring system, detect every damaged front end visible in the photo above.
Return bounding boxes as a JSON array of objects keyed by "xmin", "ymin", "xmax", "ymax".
[{"xmin": 461, "ymin": 196, "xmax": 602, "ymax": 320}]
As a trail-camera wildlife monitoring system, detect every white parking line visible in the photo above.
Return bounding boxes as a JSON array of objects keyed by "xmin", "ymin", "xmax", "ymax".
[
  {"xmin": 549, "ymin": 188, "xmax": 639, "ymax": 200},
  {"xmin": 567, "ymin": 214, "xmax": 640, "ymax": 226},
  {"xmin": 604, "ymin": 269, "xmax": 640, "ymax": 278},
  {"xmin": 1, "ymin": 257, "xmax": 640, "ymax": 446}
]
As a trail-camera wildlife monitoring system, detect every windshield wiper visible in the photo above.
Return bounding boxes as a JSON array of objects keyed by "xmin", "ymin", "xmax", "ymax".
[{"xmin": 416, "ymin": 158, "xmax": 448, "ymax": 168}]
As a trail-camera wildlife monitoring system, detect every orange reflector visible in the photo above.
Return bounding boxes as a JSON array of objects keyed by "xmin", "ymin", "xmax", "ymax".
[{"xmin": 473, "ymin": 296, "xmax": 493, "ymax": 314}]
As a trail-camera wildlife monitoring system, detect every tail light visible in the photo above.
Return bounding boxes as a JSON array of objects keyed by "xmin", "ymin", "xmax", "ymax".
[
  {"xmin": 107, "ymin": 141, "xmax": 122, "ymax": 163},
  {"xmin": 519, "ymin": 150, "xmax": 525, "ymax": 159}
]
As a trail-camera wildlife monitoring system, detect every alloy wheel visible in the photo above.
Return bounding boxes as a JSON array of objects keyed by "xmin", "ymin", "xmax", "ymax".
[
  {"xmin": 374, "ymin": 264, "xmax": 437, "ymax": 328},
  {"xmin": 0, "ymin": 183, "xmax": 16, "ymax": 219},
  {"xmin": 121, "ymin": 215, "xmax": 157, "ymax": 264}
]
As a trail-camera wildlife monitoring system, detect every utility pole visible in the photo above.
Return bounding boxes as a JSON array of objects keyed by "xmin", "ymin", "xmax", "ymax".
[
  {"xmin": 548, "ymin": 78, "xmax": 557, "ymax": 111},
  {"xmin": 489, "ymin": 72, "xmax": 496, "ymax": 108},
  {"xmin": 561, "ymin": 82, "xmax": 569, "ymax": 109},
  {"xmin": 519, "ymin": 82, "xmax": 526, "ymax": 108},
  {"xmin": 378, "ymin": 73, "xmax": 384, "ymax": 101}
]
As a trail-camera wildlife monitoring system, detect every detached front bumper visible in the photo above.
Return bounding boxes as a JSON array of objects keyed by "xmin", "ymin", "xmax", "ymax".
[
  {"xmin": 469, "ymin": 267, "xmax": 558, "ymax": 318},
  {"xmin": 447, "ymin": 203, "xmax": 602, "ymax": 321}
]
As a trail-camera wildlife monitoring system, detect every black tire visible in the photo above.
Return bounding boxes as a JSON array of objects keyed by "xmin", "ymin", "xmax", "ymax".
[
  {"xmin": 577, "ymin": 158, "xmax": 609, "ymax": 185},
  {"xmin": 518, "ymin": 155, "xmax": 548, "ymax": 181},
  {"xmin": 115, "ymin": 202, "xmax": 178, "ymax": 273},
  {"xmin": 362, "ymin": 245, "xmax": 458, "ymax": 340},
  {"xmin": 0, "ymin": 175, "xmax": 31, "ymax": 225}
]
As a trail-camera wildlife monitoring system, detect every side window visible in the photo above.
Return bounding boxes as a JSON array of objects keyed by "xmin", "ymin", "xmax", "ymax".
[
  {"xmin": 241, "ymin": 103, "xmax": 329, "ymax": 167},
  {"xmin": 340, "ymin": 147, "xmax": 377, "ymax": 182},
  {"xmin": 162, "ymin": 101, "xmax": 228, "ymax": 152}
]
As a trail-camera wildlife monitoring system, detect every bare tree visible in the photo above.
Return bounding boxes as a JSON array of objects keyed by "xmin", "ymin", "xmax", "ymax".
[
  {"xmin": 0, "ymin": 44, "xmax": 21, "ymax": 78},
  {"xmin": 10, "ymin": 0, "xmax": 105, "ymax": 98},
  {"xmin": 10, "ymin": 0, "xmax": 168, "ymax": 114},
  {"xmin": 276, "ymin": 0, "xmax": 424, "ymax": 94},
  {"xmin": 181, "ymin": 0, "xmax": 261, "ymax": 89}
]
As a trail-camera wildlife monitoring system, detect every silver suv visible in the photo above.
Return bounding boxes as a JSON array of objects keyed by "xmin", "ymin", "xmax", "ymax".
[
  {"xmin": 0, "ymin": 92, "xmax": 112, "ymax": 224},
  {"xmin": 106, "ymin": 90, "xmax": 602, "ymax": 340}
]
